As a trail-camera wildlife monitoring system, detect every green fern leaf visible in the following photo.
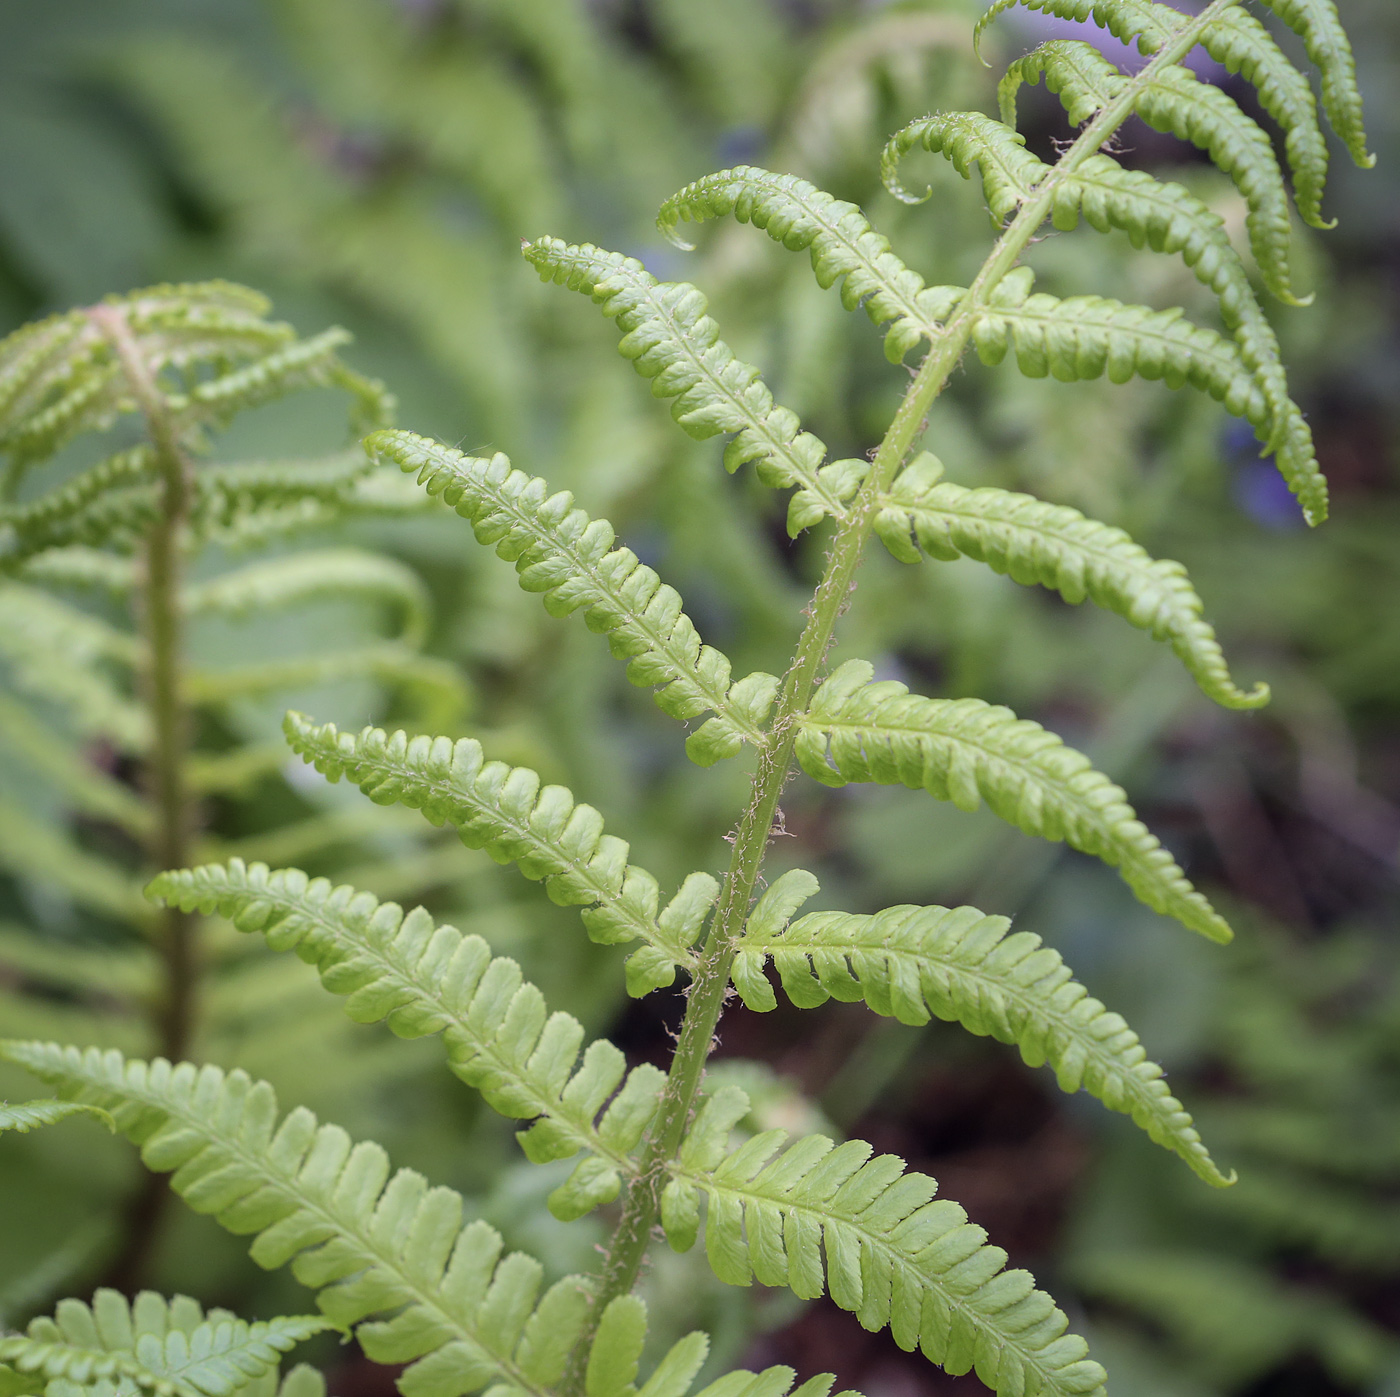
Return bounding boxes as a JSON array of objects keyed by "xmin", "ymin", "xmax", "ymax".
[
  {"xmin": 655, "ymin": 166, "xmax": 964, "ymax": 363},
  {"xmin": 795, "ymin": 660, "xmax": 1232, "ymax": 942},
  {"xmin": 967, "ymin": 267, "xmax": 1325, "ymax": 523},
  {"xmin": 1001, "ymin": 42, "xmax": 1304, "ymax": 305},
  {"xmin": 183, "ymin": 550, "xmax": 430, "ymax": 647},
  {"xmin": 18, "ymin": 548, "xmax": 136, "ymax": 595},
  {"xmin": 875, "ymin": 453, "xmax": 1267, "ymax": 709},
  {"xmin": 521, "ymin": 238, "xmax": 859, "ymax": 533},
  {"xmin": 584, "ymin": 1295, "xmax": 855, "ymax": 1397},
  {"xmin": 882, "ymin": 112, "xmax": 1049, "ymax": 221},
  {"xmin": 1197, "ymin": 7, "xmax": 1332, "ymax": 228},
  {"xmin": 880, "ymin": 112, "xmax": 1301, "ymax": 461},
  {"xmin": 731, "ymin": 882, "xmax": 1232, "ymax": 1185},
  {"xmin": 973, "ymin": 0, "xmax": 1184, "ymax": 63},
  {"xmin": 0, "ymin": 1043, "xmax": 592, "ymax": 1397},
  {"xmin": 368, "ymin": 430, "xmax": 778, "ymax": 762},
  {"xmin": 282, "ymin": 713, "xmax": 713, "ymax": 990},
  {"xmin": 0, "ymin": 1292, "xmax": 328, "ymax": 1397},
  {"xmin": 667, "ymin": 1096, "xmax": 1106, "ymax": 1397},
  {"xmin": 1260, "ymin": 0, "xmax": 1373, "ymax": 169},
  {"xmin": 0, "ymin": 448, "xmax": 157, "ymax": 568},
  {"xmin": 146, "ymin": 859, "xmax": 667, "ymax": 1210},
  {"xmin": 0, "ymin": 1099, "xmax": 114, "ymax": 1134}
]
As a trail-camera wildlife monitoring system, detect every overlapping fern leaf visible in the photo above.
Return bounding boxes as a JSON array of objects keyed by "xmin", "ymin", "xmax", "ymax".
[
  {"xmin": 875, "ymin": 451, "xmax": 1267, "ymax": 709},
  {"xmin": 521, "ymin": 237, "xmax": 865, "ymax": 535},
  {"xmin": 655, "ymin": 167, "xmax": 963, "ymax": 363},
  {"xmin": 282, "ymin": 714, "xmax": 715, "ymax": 992},
  {"xmin": 729, "ymin": 871, "xmax": 1231, "ymax": 1185},
  {"xmin": 796, "ymin": 660, "xmax": 1231, "ymax": 942},
  {"xmin": 146, "ymin": 859, "xmax": 667, "ymax": 1216},
  {"xmin": 662, "ymin": 1087, "xmax": 1106, "ymax": 1397},
  {"xmin": 368, "ymin": 429, "xmax": 777, "ymax": 762},
  {"xmin": 0, "ymin": 1045, "xmax": 860, "ymax": 1397},
  {"xmin": 0, "ymin": 1291, "xmax": 328, "ymax": 1397}
]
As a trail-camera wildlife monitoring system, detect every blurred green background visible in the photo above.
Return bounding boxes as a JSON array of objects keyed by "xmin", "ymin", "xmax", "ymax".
[{"xmin": 0, "ymin": 1, "xmax": 1397, "ymax": 1394}]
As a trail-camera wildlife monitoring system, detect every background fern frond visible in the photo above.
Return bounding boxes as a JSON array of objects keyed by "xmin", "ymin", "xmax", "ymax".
[
  {"xmin": 876, "ymin": 453, "xmax": 1268, "ymax": 709},
  {"xmin": 655, "ymin": 167, "xmax": 964, "ymax": 363},
  {"xmin": 733, "ymin": 893, "xmax": 1232, "ymax": 1185},
  {"xmin": 182, "ymin": 551, "xmax": 429, "ymax": 648},
  {"xmin": 147, "ymin": 859, "xmax": 666, "ymax": 1212},
  {"xmin": 369, "ymin": 430, "xmax": 778, "ymax": 762},
  {"xmin": 795, "ymin": 660, "xmax": 1232, "ymax": 942},
  {"xmin": 0, "ymin": 1292, "xmax": 329, "ymax": 1397},
  {"xmin": 665, "ymin": 1099, "xmax": 1106, "ymax": 1397},
  {"xmin": 282, "ymin": 713, "xmax": 712, "ymax": 990},
  {"xmin": 0, "ymin": 1044, "xmax": 588, "ymax": 1397},
  {"xmin": 521, "ymin": 238, "xmax": 856, "ymax": 530},
  {"xmin": 1260, "ymin": 0, "xmax": 1374, "ymax": 168}
]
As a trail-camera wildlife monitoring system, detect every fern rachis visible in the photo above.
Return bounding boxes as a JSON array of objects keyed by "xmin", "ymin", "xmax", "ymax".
[{"xmin": 0, "ymin": 3, "xmax": 1371, "ymax": 1396}]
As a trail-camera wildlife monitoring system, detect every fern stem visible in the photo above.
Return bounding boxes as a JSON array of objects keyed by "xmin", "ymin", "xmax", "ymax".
[
  {"xmin": 571, "ymin": 7, "xmax": 1243, "ymax": 1378},
  {"xmin": 88, "ymin": 303, "xmax": 199, "ymax": 1289}
]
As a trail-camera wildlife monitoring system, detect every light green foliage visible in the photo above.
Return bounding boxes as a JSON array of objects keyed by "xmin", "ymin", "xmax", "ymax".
[
  {"xmin": 0, "ymin": 1101, "xmax": 113, "ymax": 1136},
  {"xmin": 665, "ymin": 1097, "xmax": 1106, "ymax": 1397},
  {"xmin": 0, "ymin": 1291, "xmax": 328, "ymax": 1397},
  {"xmin": 0, "ymin": 1046, "xmax": 854, "ymax": 1397},
  {"xmin": 876, "ymin": 452, "xmax": 1268, "ymax": 708},
  {"xmin": 281, "ymin": 713, "xmax": 713, "ymax": 993},
  {"xmin": 732, "ymin": 884, "xmax": 1231, "ymax": 1185},
  {"xmin": 146, "ymin": 859, "xmax": 666, "ymax": 1215},
  {"xmin": 522, "ymin": 238, "xmax": 871, "ymax": 537},
  {"xmin": 0, "ymin": 4, "xmax": 1376, "ymax": 1396},
  {"xmin": 657, "ymin": 168, "xmax": 963, "ymax": 363},
  {"xmin": 368, "ymin": 430, "xmax": 778, "ymax": 762},
  {"xmin": 796, "ymin": 659, "xmax": 1232, "ymax": 941}
]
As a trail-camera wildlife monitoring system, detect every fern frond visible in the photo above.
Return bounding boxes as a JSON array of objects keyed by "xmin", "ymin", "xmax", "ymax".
[
  {"xmin": 184, "ymin": 646, "xmax": 463, "ymax": 718},
  {"xmin": 0, "ymin": 922, "xmax": 155, "ymax": 999},
  {"xmin": 282, "ymin": 714, "xmax": 714, "ymax": 991},
  {"xmin": 521, "ymin": 238, "xmax": 859, "ymax": 532},
  {"xmin": 0, "ymin": 690, "xmax": 152, "ymax": 836},
  {"xmin": 582, "ymin": 1294, "xmax": 855, "ymax": 1397},
  {"xmin": 881, "ymin": 112, "xmax": 1049, "ymax": 222},
  {"xmin": 0, "ymin": 801, "xmax": 150, "ymax": 923},
  {"xmin": 370, "ymin": 430, "xmax": 778, "ymax": 762},
  {"xmin": 655, "ymin": 167, "xmax": 964, "ymax": 363},
  {"xmin": 19, "ymin": 548, "xmax": 137, "ymax": 595},
  {"xmin": 0, "ymin": 1292, "xmax": 328, "ymax": 1397},
  {"xmin": 966, "ymin": 268, "xmax": 1325, "ymax": 523},
  {"xmin": 973, "ymin": 0, "xmax": 1182, "ymax": 58},
  {"xmin": 664, "ymin": 1094, "xmax": 1106, "ymax": 1397},
  {"xmin": 166, "ymin": 329, "xmax": 359, "ymax": 432},
  {"xmin": 0, "ymin": 1100, "xmax": 114, "ymax": 1134},
  {"xmin": 147, "ymin": 859, "xmax": 668, "ymax": 1212},
  {"xmin": 1196, "ymin": 7, "xmax": 1331, "ymax": 228},
  {"xmin": 732, "ymin": 882, "xmax": 1232, "ymax": 1185},
  {"xmin": 1261, "ymin": 0, "xmax": 1373, "ymax": 169},
  {"xmin": 875, "ymin": 454, "xmax": 1267, "ymax": 709},
  {"xmin": 0, "ymin": 1042, "xmax": 599, "ymax": 1397},
  {"xmin": 0, "ymin": 449, "xmax": 158, "ymax": 568},
  {"xmin": 1001, "ymin": 41, "xmax": 1302, "ymax": 304},
  {"xmin": 795, "ymin": 660, "xmax": 1231, "ymax": 942},
  {"xmin": 183, "ymin": 550, "xmax": 429, "ymax": 647}
]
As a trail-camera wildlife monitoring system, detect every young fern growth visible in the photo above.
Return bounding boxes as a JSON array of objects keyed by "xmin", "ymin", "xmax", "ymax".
[
  {"xmin": 0, "ymin": 282, "xmax": 454, "ymax": 1287},
  {"xmin": 1, "ymin": 4, "xmax": 1370, "ymax": 1397}
]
